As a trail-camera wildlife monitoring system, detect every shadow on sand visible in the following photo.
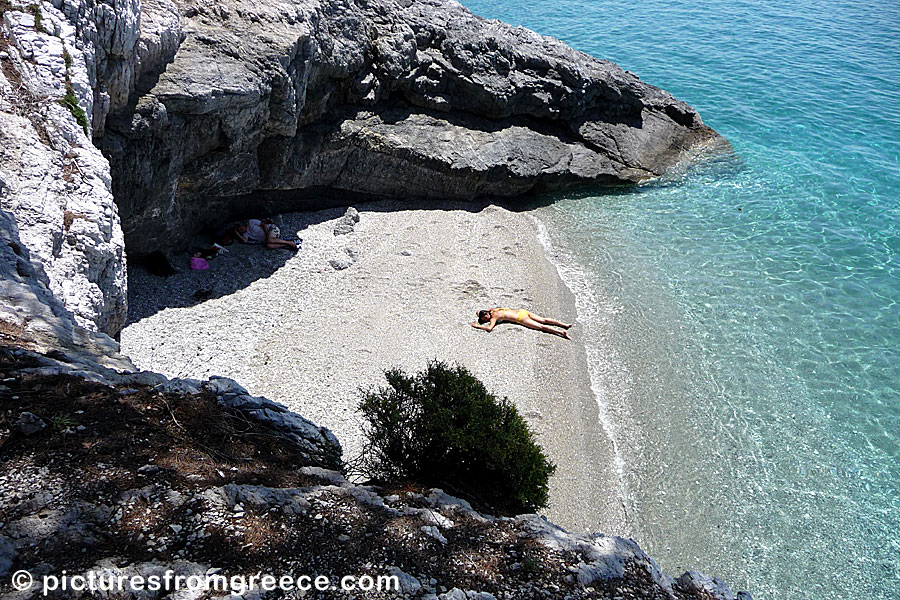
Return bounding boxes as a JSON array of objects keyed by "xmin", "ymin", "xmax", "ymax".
[
  {"xmin": 125, "ymin": 153, "xmax": 738, "ymax": 326},
  {"xmin": 125, "ymin": 200, "xmax": 508, "ymax": 325},
  {"xmin": 125, "ymin": 208, "xmax": 348, "ymax": 325}
]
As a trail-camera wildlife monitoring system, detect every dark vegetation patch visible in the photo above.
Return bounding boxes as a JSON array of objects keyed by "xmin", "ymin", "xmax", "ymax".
[
  {"xmin": 0, "ymin": 320, "xmax": 33, "ymax": 351},
  {"xmin": 357, "ymin": 361, "xmax": 556, "ymax": 515},
  {"xmin": 0, "ymin": 33, "xmax": 22, "ymax": 90},
  {"xmin": 62, "ymin": 209, "xmax": 86, "ymax": 231},
  {"xmin": 60, "ymin": 84, "xmax": 89, "ymax": 135},
  {"xmin": 27, "ymin": 3, "xmax": 46, "ymax": 34},
  {"xmin": 0, "ymin": 352, "xmax": 319, "ymax": 495},
  {"xmin": 0, "ymin": 31, "xmax": 54, "ymax": 147}
]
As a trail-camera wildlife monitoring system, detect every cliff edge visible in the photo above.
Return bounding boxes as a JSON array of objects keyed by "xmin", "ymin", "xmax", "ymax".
[
  {"xmin": 2, "ymin": 0, "xmax": 722, "ymax": 333},
  {"xmin": 0, "ymin": 343, "xmax": 750, "ymax": 600},
  {"xmin": 99, "ymin": 0, "xmax": 723, "ymax": 256}
]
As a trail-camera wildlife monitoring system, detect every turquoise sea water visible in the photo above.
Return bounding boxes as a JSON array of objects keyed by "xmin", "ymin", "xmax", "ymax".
[{"xmin": 463, "ymin": 1, "xmax": 900, "ymax": 598}]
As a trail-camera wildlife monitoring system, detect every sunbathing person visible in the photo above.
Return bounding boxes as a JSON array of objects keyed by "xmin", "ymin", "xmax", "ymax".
[
  {"xmin": 232, "ymin": 218, "xmax": 299, "ymax": 250},
  {"xmin": 471, "ymin": 307, "xmax": 573, "ymax": 339}
]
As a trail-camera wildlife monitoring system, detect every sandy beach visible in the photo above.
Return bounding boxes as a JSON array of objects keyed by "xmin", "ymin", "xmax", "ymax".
[{"xmin": 121, "ymin": 201, "xmax": 626, "ymax": 535}]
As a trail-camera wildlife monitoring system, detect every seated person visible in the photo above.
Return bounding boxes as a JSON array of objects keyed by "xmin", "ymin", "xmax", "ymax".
[{"xmin": 233, "ymin": 218, "xmax": 300, "ymax": 250}]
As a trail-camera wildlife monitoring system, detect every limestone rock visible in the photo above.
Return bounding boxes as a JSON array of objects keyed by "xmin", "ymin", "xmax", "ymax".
[
  {"xmin": 517, "ymin": 514, "xmax": 753, "ymax": 599},
  {"xmin": 14, "ymin": 412, "xmax": 46, "ymax": 436},
  {"xmin": 49, "ymin": 0, "xmax": 178, "ymax": 135},
  {"xmin": 0, "ymin": 0, "xmax": 186, "ymax": 336},
  {"xmin": 98, "ymin": 0, "xmax": 724, "ymax": 256},
  {"xmin": 299, "ymin": 466, "xmax": 347, "ymax": 485},
  {"xmin": 439, "ymin": 589, "xmax": 496, "ymax": 600},
  {"xmin": 333, "ymin": 219, "xmax": 355, "ymax": 236},
  {"xmin": 0, "ymin": 211, "xmax": 129, "ymax": 370},
  {"xmin": 328, "ymin": 256, "xmax": 353, "ymax": 270},
  {"xmin": 1, "ymin": 2, "xmax": 128, "ymax": 335},
  {"xmin": 333, "ymin": 206, "xmax": 360, "ymax": 235},
  {"xmin": 219, "ymin": 483, "xmax": 312, "ymax": 515},
  {"xmin": 421, "ymin": 524, "xmax": 448, "ymax": 544},
  {"xmin": 677, "ymin": 571, "xmax": 749, "ymax": 600},
  {"xmin": 387, "ymin": 567, "xmax": 423, "ymax": 595},
  {"xmin": 206, "ymin": 375, "xmax": 343, "ymax": 469}
]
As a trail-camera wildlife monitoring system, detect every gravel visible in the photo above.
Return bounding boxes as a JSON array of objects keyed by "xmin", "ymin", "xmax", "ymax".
[{"xmin": 120, "ymin": 201, "xmax": 626, "ymax": 535}]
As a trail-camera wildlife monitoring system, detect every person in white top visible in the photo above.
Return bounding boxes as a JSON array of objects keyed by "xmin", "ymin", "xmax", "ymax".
[{"xmin": 232, "ymin": 218, "xmax": 300, "ymax": 250}]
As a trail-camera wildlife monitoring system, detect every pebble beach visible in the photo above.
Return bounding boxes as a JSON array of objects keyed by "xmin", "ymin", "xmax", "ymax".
[{"xmin": 121, "ymin": 201, "xmax": 626, "ymax": 535}]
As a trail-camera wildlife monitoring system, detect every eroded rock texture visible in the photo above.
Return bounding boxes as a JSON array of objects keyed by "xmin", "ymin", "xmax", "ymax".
[
  {"xmin": 100, "ymin": 0, "xmax": 722, "ymax": 255},
  {"xmin": 1, "ymin": 2, "xmax": 128, "ymax": 334},
  {"xmin": 0, "ymin": 0, "xmax": 184, "ymax": 335}
]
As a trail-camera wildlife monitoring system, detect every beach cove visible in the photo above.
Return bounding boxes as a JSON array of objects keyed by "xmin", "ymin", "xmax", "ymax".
[
  {"xmin": 120, "ymin": 202, "xmax": 628, "ymax": 536},
  {"xmin": 3, "ymin": 0, "xmax": 752, "ymax": 589},
  {"xmin": 464, "ymin": 0, "xmax": 900, "ymax": 598}
]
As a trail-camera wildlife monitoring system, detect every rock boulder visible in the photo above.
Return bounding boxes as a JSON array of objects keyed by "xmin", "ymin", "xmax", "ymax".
[{"xmin": 100, "ymin": 0, "xmax": 724, "ymax": 256}]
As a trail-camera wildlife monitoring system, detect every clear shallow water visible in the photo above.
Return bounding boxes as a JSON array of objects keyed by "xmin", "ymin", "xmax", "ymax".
[{"xmin": 464, "ymin": 1, "xmax": 900, "ymax": 598}]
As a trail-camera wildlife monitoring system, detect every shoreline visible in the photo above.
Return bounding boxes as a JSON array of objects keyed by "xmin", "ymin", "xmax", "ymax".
[
  {"xmin": 121, "ymin": 201, "xmax": 627, "ymax": 535},
  {"xmin": 529, "ymin": 214, "xmax": 633, "ymax": 526}
]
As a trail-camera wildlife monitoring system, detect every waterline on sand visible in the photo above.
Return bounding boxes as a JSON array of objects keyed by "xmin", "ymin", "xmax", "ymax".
[{"xmin": 530, "ymin": 214, "xmax": 632, "ymax": 521}]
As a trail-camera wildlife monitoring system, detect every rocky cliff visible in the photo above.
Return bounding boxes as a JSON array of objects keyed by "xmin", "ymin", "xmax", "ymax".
[
  {"xmin": 1, "ymin": 0, "xmax": 129, "ymax": 334},
  {"xmin": 2, "ymin": 0, "xmax": 721, "ymax": 333},
  {"xmin": 98, "ymin": 0, "xmax": 722, "ymax": 257},
  {"xmin": 0, "ymin": 2, "xmax": 748, "ymax": 597}
]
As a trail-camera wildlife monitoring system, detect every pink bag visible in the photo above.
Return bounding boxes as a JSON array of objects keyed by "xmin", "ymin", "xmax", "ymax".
[{"xmin": 189, "ymin": 257, "xmax": 210, "ymax": 270}]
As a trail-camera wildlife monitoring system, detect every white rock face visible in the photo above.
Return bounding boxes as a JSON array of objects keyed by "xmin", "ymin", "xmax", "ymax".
[
  {"xmin": 48, "ymin": 0, "xmax": 182, "ymax": 135},
  {"xmin": 1, "ymin": 2, "xmax": 126, "ymax": 334},
  {"xmin": 0, "ymin": 209, "xmax": 128, "ymax": 370},
  {"xmin": 0, "ymin": 0, "xmax": 181, "ymax": 335},
  {"xmin": 49, "ymin": 0, "xmax": 141, "ymax": 133}
]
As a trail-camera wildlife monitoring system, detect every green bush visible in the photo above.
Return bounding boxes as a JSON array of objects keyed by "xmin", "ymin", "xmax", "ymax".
[
  {"xmin": 60, "ymin": 84, "xmax": 89, "ymax": 135},
  {"xmin": 358, "ymin": 360, "xmax": 556, "ymax": 514},
  {"xmin": 27, "ymin": 3, "xmax": 46, "ymax": 34}
]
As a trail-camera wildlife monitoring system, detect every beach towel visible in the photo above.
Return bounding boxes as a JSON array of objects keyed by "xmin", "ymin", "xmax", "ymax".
[{"xmin": 189, "ymin": 257, "xmax": 210, "ymax": 270}]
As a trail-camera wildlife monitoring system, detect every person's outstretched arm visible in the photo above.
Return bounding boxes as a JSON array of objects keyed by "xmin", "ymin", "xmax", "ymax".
[{"xmin": 470, "ymin": 316, "xmax": 497, "ymax": 332}]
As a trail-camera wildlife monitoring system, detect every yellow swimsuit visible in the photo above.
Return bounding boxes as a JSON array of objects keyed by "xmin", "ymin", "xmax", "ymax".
[
  {"xmin": 501, "ymin": 309, "xmax": 529, "ymax": 323},
  {"xmin": 516, "ymin": 310, "xmax": 529, "ymax": 323}
]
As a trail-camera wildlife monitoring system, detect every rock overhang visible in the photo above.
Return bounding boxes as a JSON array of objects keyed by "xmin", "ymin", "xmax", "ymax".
[{"xmin": 98, "ymin": 0, "xmax": 725, "ymax": 258}]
